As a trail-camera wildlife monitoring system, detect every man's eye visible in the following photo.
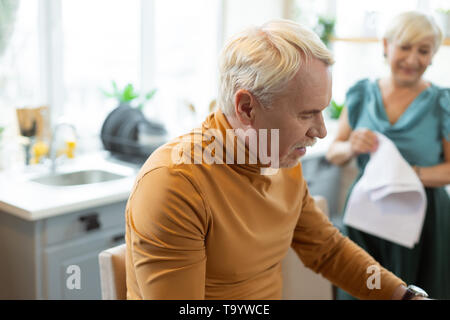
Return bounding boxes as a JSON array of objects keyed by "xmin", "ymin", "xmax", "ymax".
[
  {"xmin": 419, "ymin": 50, "xmax": 430, "ymax": 55},
  {"xmin": 299, "ymin": 115, "xmax": 313, "ymax": 120},
  {"xmin": 401, "ymin": 45, "xmax": 411, "ymax": 50}
]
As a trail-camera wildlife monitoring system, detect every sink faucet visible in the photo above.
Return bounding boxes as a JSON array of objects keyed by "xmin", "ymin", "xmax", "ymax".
[{"xmin": 48, "ymin": 122, "xmax": 78, "ymax": 173}]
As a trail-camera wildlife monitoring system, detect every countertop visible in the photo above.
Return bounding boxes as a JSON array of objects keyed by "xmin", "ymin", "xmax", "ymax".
[{"xmin": 0, "ymin": 152, "xmax": 139, "ymax": 221}]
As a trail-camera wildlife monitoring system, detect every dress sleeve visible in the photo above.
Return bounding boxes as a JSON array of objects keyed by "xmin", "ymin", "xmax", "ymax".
[
  {"xmin": 345, "ymin": 79, "xmax": 369, "ymax": 129},
  {"xmin": 291, "ymin": 174, "xmax": 405, "ymax": 300},
  {"xmin": 439, "ymin": 88, "xmax": 450, "ymax": 142},
  {"xmin": 126, "ymin": 166, "xmax": 209, "ymax": 299}
]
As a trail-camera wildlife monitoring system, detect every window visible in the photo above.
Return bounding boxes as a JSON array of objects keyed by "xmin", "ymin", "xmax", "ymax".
[
  {"xmin": 60, "ymin": 0, "xmax": 141, "ymax": 139},
  {"xmin": 150, "ymin": 0, "xmax": 221, "ymax": 137},
  {"xmin": 0, "ymin": 0, "xmax": 40, "ymax": 118},
  {"xmin": 36, "ymin": 0, "xmax": 222, "ymax": 146},
  {"xmin": 1, "ymin": 0, "xmax": 224, "ymax": 153},
  {"xmin": 0, "ymin": 1, "xmax": 40, "ymax": 168}
]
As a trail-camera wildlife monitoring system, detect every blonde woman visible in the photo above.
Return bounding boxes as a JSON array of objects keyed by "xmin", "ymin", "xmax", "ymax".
[{"xmin": 327, "ymin": 11, "xmax": 450, "ymax": 299}]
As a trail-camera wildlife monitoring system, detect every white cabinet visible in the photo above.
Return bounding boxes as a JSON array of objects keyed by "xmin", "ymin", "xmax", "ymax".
[
  {"xmin": 0, "ymin": 201, "xmax": 126, "ymax": 299},
  {"xmin": 44, "ymin": 226, "xmax": 125, "ymax": 299}
]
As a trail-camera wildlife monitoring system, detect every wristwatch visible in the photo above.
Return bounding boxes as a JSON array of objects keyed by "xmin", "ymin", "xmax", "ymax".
[{"xmin": 402, "ymin": 285, "xmax": 429, "ymax": 300}]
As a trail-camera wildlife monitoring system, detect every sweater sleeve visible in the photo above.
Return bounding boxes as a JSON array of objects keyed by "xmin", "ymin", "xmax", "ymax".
[
  {"xmin": 290, "ymin": 177, "xmax": 405, "ymax": 300},
  {"xmin": 126, "ymin": 166, "xmax": 209, "ymax": 299}
]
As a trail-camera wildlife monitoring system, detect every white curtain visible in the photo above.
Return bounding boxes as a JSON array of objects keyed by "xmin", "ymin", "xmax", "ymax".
[{"xmin": 0, "ymin": 0, "xmax": 20, "ymax": 56}]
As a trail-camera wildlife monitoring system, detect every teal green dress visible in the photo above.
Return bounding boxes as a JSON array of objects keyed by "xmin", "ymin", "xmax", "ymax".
[{"xmin": 336, "ymin": 79, "xmax": 450, "ymax": 300}]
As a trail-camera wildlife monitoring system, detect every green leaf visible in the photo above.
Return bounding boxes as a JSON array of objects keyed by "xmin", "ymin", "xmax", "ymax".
[
  {"xmin": 327, "ymin": 100, "xmax": 344, "ymax": 119},
  {"xmin": 145, "ymin": 88, "xmax": 157, "ymax": 101},
  {"xmin": 315, "ymin": 15, "xmax": 335, "ymax": 48},
  {"xmin": 331, "ymin": 100, "xmax": 338, "ymax": 109},
  {"xmin": 101, "ymin": 80, "xmax": 156, "ymax": 107},
  {"xmin": 112, "ymin": 80, "xmax": 120, "ymax": 96},
  {"xmin": 100, "ymin": 88, "xmax": 116, "ymax": 98},
  {"xmin": 122, "ymin": 84, "xmax": 139, "ymax": 102}
]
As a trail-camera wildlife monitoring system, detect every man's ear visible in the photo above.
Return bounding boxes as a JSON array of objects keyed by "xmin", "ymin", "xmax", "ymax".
[{"xmin": 234, "ymin": 89, "xmax": 257, "ymax": 126}]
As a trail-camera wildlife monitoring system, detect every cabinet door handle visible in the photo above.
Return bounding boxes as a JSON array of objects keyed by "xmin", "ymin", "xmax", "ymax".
[
  {"xmin": 79, "ymin": 213, "xmax": 101, "ymax": 231},
  {"xmin": 112, "ymin": 233, "xmax": 125, "ymax": 243}
]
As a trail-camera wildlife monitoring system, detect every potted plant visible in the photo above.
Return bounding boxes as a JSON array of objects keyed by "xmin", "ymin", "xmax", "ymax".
[
  {"xmin": 101, "ymin": 80, "xmax": 157, "ymax": 112},
  {"xmin": 314, "ymin": 15, "xmax": 336, "ymax": 48},
  {"xmin": 326, "ymin": 100, "xmax": 345, "ymax": 120},
  {"xmin": 100, "ymin": 81, "xmax": 166, "ymax": 158}
]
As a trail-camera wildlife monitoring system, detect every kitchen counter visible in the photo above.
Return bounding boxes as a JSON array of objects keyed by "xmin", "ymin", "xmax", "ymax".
[{"xmin": 0, "ymin": 152, "xmax": 138, "ymax": 221}]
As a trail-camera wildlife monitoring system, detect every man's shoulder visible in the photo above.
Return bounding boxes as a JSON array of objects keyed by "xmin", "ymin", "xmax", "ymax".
[{"xmin": 138, "ymin": 131, "xmax": 199, "ymax": 177}]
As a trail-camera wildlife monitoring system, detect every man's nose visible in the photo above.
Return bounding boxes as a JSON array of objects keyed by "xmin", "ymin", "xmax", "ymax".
[{"xmin": 307, "ymin": 113, "xmax": 327, "ymax": 139}]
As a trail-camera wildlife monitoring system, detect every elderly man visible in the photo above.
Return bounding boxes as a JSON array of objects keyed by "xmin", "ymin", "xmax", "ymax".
[{"xmin": 125, "ymin": 19, "xmax": 426, "ymax": 300}]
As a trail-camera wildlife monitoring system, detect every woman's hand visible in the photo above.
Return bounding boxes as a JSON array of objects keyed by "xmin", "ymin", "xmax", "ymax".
[{"xmin": 349, "ymin": 128, "xmax": 379, "ymax": 155}]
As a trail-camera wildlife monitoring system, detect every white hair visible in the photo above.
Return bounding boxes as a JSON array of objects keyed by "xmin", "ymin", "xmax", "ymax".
[
  {"xmin": 218, "ymin": 19, "xmax": 334, "ymax": 117},
  {"xmin": 384, "ymin": 11, "xmax": 443, "ymax": 53}
]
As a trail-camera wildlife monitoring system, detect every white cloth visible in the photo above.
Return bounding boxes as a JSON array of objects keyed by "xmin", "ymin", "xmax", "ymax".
[{"xmin": 343, "ymin": 132, "xmax": 427, "ymax": 248}]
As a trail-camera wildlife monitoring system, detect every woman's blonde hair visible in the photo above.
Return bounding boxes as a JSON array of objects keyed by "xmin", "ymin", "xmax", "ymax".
[
  {"xmin": 218, "ymin": 19, "xmax": 334, "ymax": 116},
  {"xmin": 384, "ymin": 11, "xmax": 443, "ymax": 53}
]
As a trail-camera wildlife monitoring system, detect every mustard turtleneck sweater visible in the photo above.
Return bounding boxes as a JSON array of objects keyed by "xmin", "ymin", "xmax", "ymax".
[{"xmin": 125, "ymin": 110, "xmax": 404, "ymax": 299}]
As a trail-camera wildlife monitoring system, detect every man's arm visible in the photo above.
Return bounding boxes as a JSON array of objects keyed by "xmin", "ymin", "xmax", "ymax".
[
  {"xmin": 126, "ymin": 166, "xmax": 209, "ymax": 299},
  {"xmin": 291, "ymin": 177, "xmax": 406, "ymax": 300}
]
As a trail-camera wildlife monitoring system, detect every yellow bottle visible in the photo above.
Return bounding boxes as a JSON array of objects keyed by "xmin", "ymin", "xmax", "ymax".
[
  {"xmin": 31, "ymin": 141, "xmax": 49, "ymax": 164},
  {"xmin": 55, "ymin": 140, "xmax": 77, "ymax": 159},
  {"xmin": 65, "ymin": 140, "xmax": 77, "ymax": 158}
]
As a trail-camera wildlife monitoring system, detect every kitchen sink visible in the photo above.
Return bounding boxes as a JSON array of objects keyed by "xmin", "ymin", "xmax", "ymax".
[{"xmin": 31, "ymin": 169, "xmax": 127, "ymax": 186}]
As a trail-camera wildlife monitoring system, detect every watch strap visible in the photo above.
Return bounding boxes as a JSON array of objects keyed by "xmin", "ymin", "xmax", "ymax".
[
  {"xmin": 402, "ymin": 287, "xmax": 416, "ymax": 300},
  {"xmin": 401, "ymin": 285, "xmax": 428, "ymax": 300}
]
